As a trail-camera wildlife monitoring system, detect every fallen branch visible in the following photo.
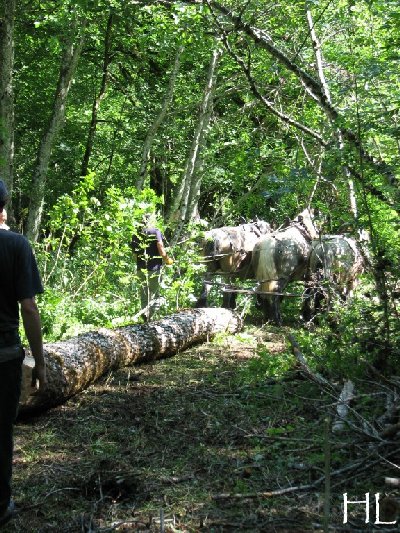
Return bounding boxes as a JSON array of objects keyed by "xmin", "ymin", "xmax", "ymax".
[
  {"xmin": 214, "ymin": 444, "xmax": 398, "ymax": 501},
  {"xmin": 286, "ymin": 334, "xmax": 334, "ymax": 390},
  {"xmin": 213, "ymin": 483, "xmax": 313, "ymax": 500},
  {"xmin": 332, "ymin": 380, "xmax": 355, "ymax": 433},
  {"xmin": 377, "ymin": 391, "xmax": 399, "ymax": 428},
  {"xmin": 386, "ymin": 477, "xmax": 400, "ymax": 487}
]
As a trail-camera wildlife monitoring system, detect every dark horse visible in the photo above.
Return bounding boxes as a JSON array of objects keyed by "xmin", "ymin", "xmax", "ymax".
[{"xmin": 196, "ymin": 220, "xmax": 271, "ymax": 308}]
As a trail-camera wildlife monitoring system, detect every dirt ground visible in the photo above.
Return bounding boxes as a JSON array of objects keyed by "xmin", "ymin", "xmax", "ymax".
[{"xmin": 4, "ymin": 324, "xmax": 400, "ymax": 532}]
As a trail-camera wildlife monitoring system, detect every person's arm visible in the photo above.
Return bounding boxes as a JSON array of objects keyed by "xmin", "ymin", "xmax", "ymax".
[
  {"xmin": 156, "ymin": 240, "xmax": 173, "ymax": 265},
  {"xmin": 20, "ymin": 297, "xmax": 47, "ymax": 390}
]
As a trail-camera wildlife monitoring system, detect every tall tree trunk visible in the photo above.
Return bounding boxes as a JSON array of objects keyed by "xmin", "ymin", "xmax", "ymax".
[
  {"xmin": 168, "ymin": 46, "xmax": 220, "ymax": 234},
  {"xmin": 0, "ymin": 0, "xmax": 15, "ymax": 208},
  {"xmin": 306, "ymin": 6, "xmax": 358, "ymax": 219},
  {"xmin": 136, "ymin": 44, "xmax": 184, "ymax": 191},
  {"xmin": 26, "ymin": 17, "xmax": 87, "ymax": 242},
  {"xmin": 80, "ymin": 12, "xmax": 114, "ymax": 178},
  {"xmin": 19, "ymin": 308, "xmax": 242, "ymax": 415}
]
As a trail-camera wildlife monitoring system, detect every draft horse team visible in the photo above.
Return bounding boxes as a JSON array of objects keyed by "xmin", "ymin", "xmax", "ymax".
[{"xmin": 197, "ymin": 208, "xmax": 365, "ymax": 324}]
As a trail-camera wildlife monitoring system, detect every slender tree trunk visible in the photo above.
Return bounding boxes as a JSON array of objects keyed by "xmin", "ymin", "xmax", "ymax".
[
  {"xmin": 19, "ymin": 308, "xmax": 242, "ymax": 414},
  {"xmin": 306, "ymin": 6, "xmax": 357, "ymax": 218},
  {"xmin": 0, "ymin": 0, "xmax": 15, "ymax": 206},
  {"xmin": 168, "ymin": 46, "xmax": 220, "ymax": 233},
  {"xmin": 80, "ymin": 12, "xmax": 114, "ymax": 178},
  {"xmin": 136, "ymin": 44, "xmax": 184, "ymax": 191},
  {"xmin": 26, "ymin": 17, "xmax": 87, "ymax": 242}
]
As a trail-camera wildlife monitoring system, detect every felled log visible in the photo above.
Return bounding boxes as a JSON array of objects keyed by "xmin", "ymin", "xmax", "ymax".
[{"xmin": 19, "ymin": 308, "xmax": 242, "ymax": 414}]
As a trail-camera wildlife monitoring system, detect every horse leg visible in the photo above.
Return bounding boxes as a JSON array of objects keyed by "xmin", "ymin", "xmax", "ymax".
[
  {"xmin": 315, "ymin": 288, "xmax": 324, "ymax": 312},
  {"xmin": 259, "ymin": 296, "xmax": 271, "ymax": 322},
  {"xmin": 258, "ymin": 281, "xmax": 281, "ymax": 324},
  {"xmin": 260, "ymin": 295, "xmax": 281, "ymax": 324},
  {"xmin": 269, "ymin": 280, "xmax": 283, "ymax": 325},
  {"xmin": 222, "ymin": 290, "xmax": 236, "ymax": 309},
  {"xmin": 271, "ymin": 294, "xmax": 282, "ymax": 325},
  {"xmin": 302, "ymin": 276, "xmax": 313, "ymax": 321},
  {"xmin": 195, "ymin": 276, "xmax": 212, "ymax": 307}
]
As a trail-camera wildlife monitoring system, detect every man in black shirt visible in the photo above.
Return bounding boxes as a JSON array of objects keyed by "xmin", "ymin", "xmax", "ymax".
[
  {"xmin": 0, "ymin": 181, "xmax": 47, "ymax": 527},
  {"xmin": 131, "ymin": 215, "xmax": 173, "ymax": 321}
]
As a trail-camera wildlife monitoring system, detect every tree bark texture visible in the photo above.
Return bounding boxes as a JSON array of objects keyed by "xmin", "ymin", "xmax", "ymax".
[
  {"xmin": 0, "ymin": 0, "xmax": 15, "ymax": 198},
  {"xmin": 26, "ymin": 17, "xmax": 87, "ymax": 242},
  {"xmin": 19, "ymin": 308, "xmax": 242, "ymax": 414}
]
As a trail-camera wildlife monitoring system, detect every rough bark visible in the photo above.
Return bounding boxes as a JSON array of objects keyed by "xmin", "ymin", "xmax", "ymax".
[
  {"xmin": 136, "ymin": 44, "xmax": 184, "ymax": 191},
  {"xmin": 19, "ymin": 307, "xmax": 242, "ymax": 414},
  {"xmin": 287, "ymin": 333, "xmax": 333, "ymax": 390},
  {"xmin": 0, "ymin": 0, "xmax": 15, "ymax": 201},
  {"xmin": 26, "ymin": 17, "xmax": 87, "ymax": 242}
]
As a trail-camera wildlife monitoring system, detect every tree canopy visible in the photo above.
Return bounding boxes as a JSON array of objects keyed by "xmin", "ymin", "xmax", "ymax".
[{"xmin": 0, "ymin": 0, "xmax": 399, "ymax": 362}]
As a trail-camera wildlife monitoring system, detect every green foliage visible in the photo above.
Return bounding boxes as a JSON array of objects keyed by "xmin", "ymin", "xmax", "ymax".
[
  {"xmin": 6, "ymin": 0, "xmax": 399, "ymax": 356},
  {"xmin": 295, "ymin": 284, "xmax": 400, "ymax": 378},
  {"xmin": 244, "ymin": 346, "xmax": 293, "ymax": 381},
  {"xmin": 33, "ymin": 174, "xmax": 201, "ymax": 341}
]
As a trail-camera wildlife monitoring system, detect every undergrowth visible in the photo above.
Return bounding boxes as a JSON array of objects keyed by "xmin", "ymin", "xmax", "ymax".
[{"xmin": 11, "ymin": 322, "xmax": 400, "ymax": 532}]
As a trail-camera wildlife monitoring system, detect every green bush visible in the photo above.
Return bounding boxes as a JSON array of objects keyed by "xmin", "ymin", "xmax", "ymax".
[{"xmin": 33, "ymin": 174, "xmax": 203, "ymax": 342}]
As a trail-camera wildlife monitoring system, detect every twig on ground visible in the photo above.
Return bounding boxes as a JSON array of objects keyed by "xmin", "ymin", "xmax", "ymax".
[
  {"xmin": 214, "ymin": 442, "xmax": 398, "ymax": 501},
  {"xmin": 386, "ymin": 477, "xmax": 400, "ymax": 486},
  {"xmin": 21, "ymin": 487, "xmax": 80, "ymax": 510},
  {"xmin": 287, "ymin": 334, "xmax": 334, "ymax": 390}
]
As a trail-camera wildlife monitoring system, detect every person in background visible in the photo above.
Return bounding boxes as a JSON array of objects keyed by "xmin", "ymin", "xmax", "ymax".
[
  {"xmin": 0, "ymin": 208, "xmax": 9, "ymax": 230},
  {"xmin": 0, "ymin": 181, "xmax": 47, "ymax": 528},
  {"xmin": 131, "ymin": 214, "xmax": 173, "ymax": 322}
]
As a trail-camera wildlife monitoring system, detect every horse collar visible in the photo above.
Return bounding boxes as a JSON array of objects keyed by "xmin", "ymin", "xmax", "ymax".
[{"xmin": 296, "ymin": 220, "xmax": 314, "ymax": 242}]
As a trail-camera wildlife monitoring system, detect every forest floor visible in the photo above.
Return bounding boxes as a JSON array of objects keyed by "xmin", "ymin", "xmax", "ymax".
[{"xmin": 5, "ymin": 318, "xmax": 400, "ymax": 532}]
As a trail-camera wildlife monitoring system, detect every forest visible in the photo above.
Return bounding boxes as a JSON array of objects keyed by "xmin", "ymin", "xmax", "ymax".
[{"xmin": 1, "ymin": 0, "xmax": 400, "ymax": 530}]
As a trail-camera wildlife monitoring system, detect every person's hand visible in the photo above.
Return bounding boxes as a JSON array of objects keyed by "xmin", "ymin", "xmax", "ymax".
[
  {"xmin": 165, "ymin": 256, "xmax": 174, "ymax": 266},
  {"xmin": 31, "ymin": 362, "xmax": 47, "ymax": 392}
]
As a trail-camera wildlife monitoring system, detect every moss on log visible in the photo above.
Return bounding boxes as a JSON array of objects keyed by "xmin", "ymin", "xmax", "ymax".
[{"xmin": 19, "ymin": 308, "xmax": 242, "ymax": 414}]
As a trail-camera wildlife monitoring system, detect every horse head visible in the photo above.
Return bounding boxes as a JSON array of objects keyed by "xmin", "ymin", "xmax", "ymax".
[
  {"xmin": 296, "ymin": 207, "xmax": 318, "ymax": 240},
  {"xmin": 254, "ymin": 220, "xmax": 272, "ymax": 236}
]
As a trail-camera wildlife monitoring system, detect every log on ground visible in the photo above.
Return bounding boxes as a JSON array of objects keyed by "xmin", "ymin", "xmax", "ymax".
[{"xmin": 19, "ymin": 308, "xmax": 242, "ymax": 414}]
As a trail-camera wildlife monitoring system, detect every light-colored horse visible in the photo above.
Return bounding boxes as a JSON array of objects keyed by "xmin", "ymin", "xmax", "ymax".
[
  {"xmin": 252, "ymin": 208, "xmax": 318, "ymax": 324},
  {"xmin": 303, "ymin": 235, "xmax": 365, "ymax": 318},
  {"xmin": 196, "ymin": 220, "xmax": 272, "ymax": 308}
]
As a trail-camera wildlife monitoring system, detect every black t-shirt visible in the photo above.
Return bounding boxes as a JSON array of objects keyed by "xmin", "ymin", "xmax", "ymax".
[
  {"xmin": 131, "ymin": 227, "xmax": 164, "ymax": 272},
  {"xmin": 0, "ymin": 229, "xmax": 43, "ymax": 331}
]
